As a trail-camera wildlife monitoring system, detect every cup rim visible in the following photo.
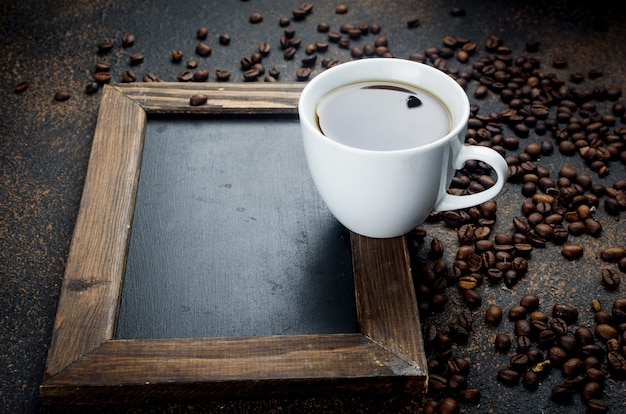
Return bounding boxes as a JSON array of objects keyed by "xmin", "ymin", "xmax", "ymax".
[{"xmin": 299, "ymin": 59, "xmax": 470, "ymax": 154}]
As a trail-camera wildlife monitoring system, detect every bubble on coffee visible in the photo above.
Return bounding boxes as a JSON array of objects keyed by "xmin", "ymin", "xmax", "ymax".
[{"xmin": 316, "ymin": 81, "xmax": 451, "ymax": 151}]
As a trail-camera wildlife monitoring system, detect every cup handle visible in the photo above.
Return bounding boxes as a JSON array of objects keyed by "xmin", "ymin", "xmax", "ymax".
[{"xmin": 434, "ymin": 145, "xmax": 509, "ymax": 212}]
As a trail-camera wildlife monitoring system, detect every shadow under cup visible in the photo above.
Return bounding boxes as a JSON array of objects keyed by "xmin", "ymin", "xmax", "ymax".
[{"xmin": 299, "ymin": 59, "xmax": 507, "ymax": 238}]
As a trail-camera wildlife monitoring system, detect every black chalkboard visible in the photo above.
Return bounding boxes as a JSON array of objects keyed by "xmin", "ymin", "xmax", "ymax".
[{"xmin": 115, "ymin": 116, "xmax": 358, "ymax": 339}]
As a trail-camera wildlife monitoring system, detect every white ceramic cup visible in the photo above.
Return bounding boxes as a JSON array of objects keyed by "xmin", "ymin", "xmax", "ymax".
[{"xmin": 298, "ymin": 59, "xmax": 508, "ymax": 238}]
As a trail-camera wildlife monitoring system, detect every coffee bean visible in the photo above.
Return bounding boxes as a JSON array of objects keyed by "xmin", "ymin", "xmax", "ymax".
[
  {"xmin": 551, "ymin": 383, "xmax": 577, "ymax": 402},
  {"xmin": 215, "ymin": 69, "xmax": 231, "ymax": 81},
  {"xmin": 97, "ymin": 41, "xmax": 113, "ymax": 54},
  {"xmin": 95, "ymin": 61, "xmax": 111, "ymax": 72},
  {"xmin": 438, "ymin": 397, "xmax": 459, "ymax": 414},
  {"xmin": 85, "ymin": 81, "xmax": 99, "ymax": 94},
  {"xmin": 177, "ymin": 70, "xmax": 194, "ymax": 82},
  {"xmin": 296, "ymin": 67, "xmax": 311, "ymax": 81},
  {"xmin": 193, "ymin": 69, "xmax": 209, "ymax": 82},
  {"xmin": 600, "ymin": 247, "xmax": 626, "ymax": 262},
  {"xmin": 612, "ymin": 298, "xmax": 626, "ymax": 323},
  {"xmin": 595, "ymin": 323, "xmax": 619, "ymax": 342},
  {"xmin": 121, "ymin": 32, "xmax": 134, "ymax": 47},
  {"xmin": 553, "ymin": 303, "xmax": 579, "ymax": 324},
  {"xmin": 485, "ymin": 306, "xmax": 503, "ymax": 326},
  {"xmin": 574, "ymin": 328, "xmax": 595, "ymax": 349},
  {"xmin": 497, "ymin": 369, "xmax": 520, "ymax": 386},
  {"xmin": 462, "ymin": 289, "xmax": 482, "ymax": 309},
  {"xmin": 508, "ymin": 305, "xmax": 527, "ymax": 321},
  {"xmin": 171, "ymin": 50, "xmax": 184, "ymax": 62},
  {"xmin": 550, "ymin": 318, "xmax": 568, "ymax": 336},
  {"xmin": 129, "ymin": 52, "xmax": 144, "ymax": 64},
  {"xmin": 249, "ymin": 12, "xmax": 263, "ymax": 23},
  {"xmin": 121, "ymin": 70, "xmax": 137, "ymax": 83},
  {"xmin": 93, "ymin": 71, "xmax": 112, "ymax": 84},
  {"xmin": 601, "ymin": 268, "xmax": 621, "ymax": 291},
  {"xmin": 197, "ymin": 27, "xmax": 208, "ymax": 39},
  {"xmin": 561, "ymin": 244, "xmax": 583, "ymax": 260},
  {"xmin": 54, "ymin": 91, "xmax": 70, "ymax": 102},
  {"xmin": 335, "ymin": 4, "xmax": 348, "ymax": 14},
  {"xmin": 196, "ymin": 43, "xmax": 212, "ymax": 56},
  {"xmin": 494, "ymin": 333, "xmax": 511, "ymax": 353},
  {"xmin": 14, "ymin": 80, "xmax": 29, "ymax": 93},
  {"xmin": 189, "ymin": 93, "xmax": 207, "ymax": 106},
  {"xmin": 459, "ymin": 388, "xmax": 480, "ymax": 405},
  {"xmin": 407, "ymin": 16, "xmax": 421, "ymax": 28},
  {"xmin": 142, "ymin": 72, "xmax": 161, "ymax": 82},
  {"xmin": 517, "ymin": 335, "xmax": 532, "ymax": 352},
  {"xmin": 217, "ymin": 34, "xmax": 230, "ymax": 46},
  {"xmin": 587, "ymin": 399, "xmax": 609, "ymax": 414}
]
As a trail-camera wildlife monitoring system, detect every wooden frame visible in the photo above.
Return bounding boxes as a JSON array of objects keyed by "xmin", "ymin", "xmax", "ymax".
[{"xmin": 40, "ymin": 83, "xmax": 427, "ymax": 405}]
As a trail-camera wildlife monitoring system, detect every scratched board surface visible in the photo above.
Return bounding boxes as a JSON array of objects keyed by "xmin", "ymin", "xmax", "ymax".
[{"xmin": 115, "ymin": 116, "xmax": 357, "ymax": 339}]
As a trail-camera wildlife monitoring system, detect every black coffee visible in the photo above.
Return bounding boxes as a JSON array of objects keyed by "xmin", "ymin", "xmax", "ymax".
[{"xmin": 316, "ymin": 81, "xmax": 451, "ymax": 151}]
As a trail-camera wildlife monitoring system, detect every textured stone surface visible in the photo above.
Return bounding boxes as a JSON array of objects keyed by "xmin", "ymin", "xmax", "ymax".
[{"xmin": 1, "ymin": 0, "xmax": 625, "ymax": 412}]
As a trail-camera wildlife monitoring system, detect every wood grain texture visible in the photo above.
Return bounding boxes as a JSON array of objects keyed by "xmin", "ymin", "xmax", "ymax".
[
  {"xmin": 44, "ymin": 85, "xmax": 147, "ymax": 377},
  {"xmin": 40, "ymin": 83, "xmax": 426, "ymax": 405},
  {"xmin": 115, "ymin": 82, "xmax": 304, "ymax": 114}
]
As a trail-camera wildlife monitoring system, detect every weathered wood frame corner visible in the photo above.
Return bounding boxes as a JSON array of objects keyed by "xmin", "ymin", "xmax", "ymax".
[{"xmin": 40, "ymin": 82, "xmax": 427, "ymax": 405}]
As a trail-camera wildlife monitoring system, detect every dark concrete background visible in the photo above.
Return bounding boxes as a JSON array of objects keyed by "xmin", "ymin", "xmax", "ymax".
[{"xmin": 1, "ymin": 0, "xmax": 625, "ymax": 412}]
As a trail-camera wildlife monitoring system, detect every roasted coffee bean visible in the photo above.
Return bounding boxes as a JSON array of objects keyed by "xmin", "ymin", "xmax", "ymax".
[
  {"xmin": 97, "ymin": 41, "xmax": 113, "ymax": 53},
  {"xmin": 575, "ymin": 326, "xmax": 595, "ymax": 346},
  {"xmin": 550, "ymin": 318, "xmax": 568, "ymax": 336},
  {"xmin": 243, "ymin": 68, "xmax": 260, "ymax": 81},
  {"xmin": 95, "ymin": 60, "xmax": 111, "ymax": 72},
  {"xmin": 189, "ymin": 93, "xmax": 207, "ymax": 106},
  {"xmin": 53, "ymin": 91, "xmax": 70, "ymax": 101},
  {"xmin": 508, "ymin": 305, "xmax": 527, "ymax": 321},
  {"xmin": 121, "ymin": 70, "xmax": 136, "ymax": 83},
  {"xmin": 217, "ymin": 34, "xmax": 230, "ymax": 46},
  {"xmin": 519, "ymin": 294, "xmax": 539, "ymax": 312},
  {"xmin": 497, "ymin": 369, "xmax": 520, "ymax": 386},
  {"xmin": 485, "ymin": 306, "xmax": 503, "ymax": 326},
  {"xmin": 438, "ymin": 397, "xmax": 459, "ymax": 414},
  {"xmin": 587, "ymin": 399, "xmax": 609, "ymax": 414},
  {"xmin": 607, "ymin": 351, "xmax": 626, "ymax": 377},
  {"xmin": 283, "ymin": 47, "xmax": 296, "ymax": 59},
  {"xmin": 600, "ymin": 247, "xmax": 626, "ymax": 262},
  {"xmin": 553, "ymin": 304, "xmax": 579, "ymax": 325},
  {"xmin": 612, "ymin": 298, "xmax": 626, "ymax": 322},
  {"xmin": 601, "ymin": 268, "xmax": 621, "ymax": 291},
  {"xmin": 510, "ymin": 353, "xmax": 530, "ymax": 371},
  {"xmin": 177, "ymin": 70, "xmax": 193, "ymax": 82},
  {"xmin": 249, "ymin": 12, "xmax": 263, "ymax": 23},
  {"xmin": 561, "ymin": 245, "xmax": 583, "ymax": 260},
  {"xmin": 551, "ymin": 383, "xmax": 576, "ymax": 402},
  {"xmin": 193, "ymin": 69, "xmax": 209, "ymax": 82},
  {"xmin": 422, "ymin": 399, "xmax": 438, "ymax": 414},
  {"xmin": 561, "ymin": 357, "xmax": 583, "ymax": 378},
  {"xmin": 595, "ymin": 323, "xmax": 619, "ymax": 342},
  {"xmin": 428, "ymin": 373, "xmax": 448, "ymax": 391},
  {"xmin": 514, "ymin": 319, "xmax": 532, "ymax": 337},
  {"xmin": 215, "ymin": 69, "xmax": 231, "ymax": 81},
  {"xmin": 85, "ymin": 81, "xmax": 99, "ymax": 94},
  {"xmin": 196, "ymin": 43, "xmax": 212, "ymax": 56},
  {"xmin": 458, "ymin": 388, "xmax": 480, "ymax": 405},
  {"xmin": 462, "ymin": 289, "xmax": 482, "ymax": 309},
  {"xmin": 129, "ymin": 52, "xmax": 144, "ymax": 64},
  {"xmin": 448, "ymin": 356, "xmax": 470, "ymax": 376},
  {"xmin": 93, "ymin": 71, "xmax": 112, "ymax": 84},
  {"xmin": 517, "ymin": 335, "xmax": 532, "ymax": 352},
  {"xmin": 548, "ymin": 346, "xmax": 569, "ymax": 366},
  {"xmin": 522, "ymin": 370, "xmax": 540, "ymax": 390},
  {"xmin": 296, "ymin": 67, "xmax": 311, "ymax": 81},
  {"xmin": 447, "ymin": 373, "xmax": 467, "ymax": 392},
  {"xmin": 121, "ymin": 32, "xmax": 134, "ymax": 47},
  {"xmin": 142, "ymin": 72, "xmax": 160, "ymax": 82},
  {"xmin": 197, "ymin": 26, "xmax": 208, "ymax": 39},
  {"xmin": 494, "ymin": 333, "xmax": 511, "ymax": 353},
  {"xmin": 14, "ymin": 80, "xmax": 29, "ymax": 93}
]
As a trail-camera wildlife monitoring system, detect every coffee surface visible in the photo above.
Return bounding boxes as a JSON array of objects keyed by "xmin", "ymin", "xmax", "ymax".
[{"xmin": 316, "ymin": 81, "xmax": 451, "ymax": 151}]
